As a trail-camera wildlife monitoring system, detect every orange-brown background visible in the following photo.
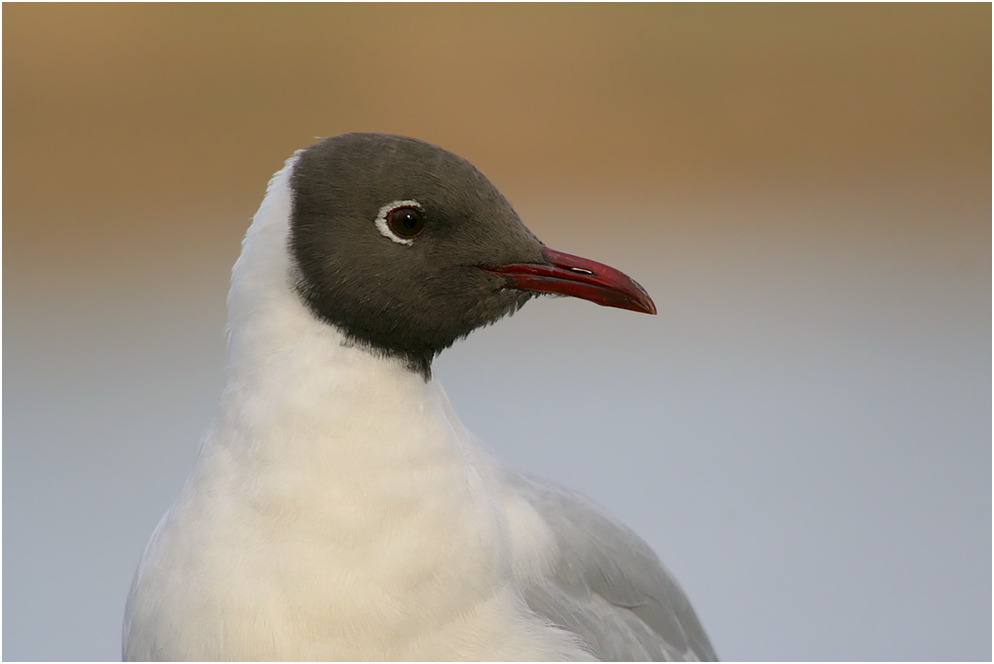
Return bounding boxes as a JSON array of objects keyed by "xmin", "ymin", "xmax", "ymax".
[
  {"xmin": 4, "ymin": 4, "xmax": 990, "ymax": 661},
  {"xmin": 5, "ymin": 4, "xmax": 988, "ymax": 266}
]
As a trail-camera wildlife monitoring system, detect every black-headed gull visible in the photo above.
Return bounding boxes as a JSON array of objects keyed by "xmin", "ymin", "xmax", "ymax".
[{"xmin": 124, "ymin": 133, "xmax": 715, "ymax": 661}]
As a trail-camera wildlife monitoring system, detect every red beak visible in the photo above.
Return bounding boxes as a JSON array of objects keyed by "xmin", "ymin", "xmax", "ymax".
[{"xmin": 483, "ymin": 247, "xmax": 657, "ymax": 315}]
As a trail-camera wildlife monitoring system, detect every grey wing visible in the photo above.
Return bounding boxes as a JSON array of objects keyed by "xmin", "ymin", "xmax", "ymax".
[{"xmin": 504, "ymin": 470, "xmax": 718, "ymax": 662}]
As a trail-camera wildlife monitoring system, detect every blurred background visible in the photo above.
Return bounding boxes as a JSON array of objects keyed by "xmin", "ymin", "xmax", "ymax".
[{"xmin": 3, "ymin": 4, "xmax": 990, "ymax": 661}]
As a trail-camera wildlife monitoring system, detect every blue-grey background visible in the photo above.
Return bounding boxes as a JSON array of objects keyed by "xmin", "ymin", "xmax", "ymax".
[{"xmin": 4, "ymin": 5, "xmax": 990, "ymax": 661}]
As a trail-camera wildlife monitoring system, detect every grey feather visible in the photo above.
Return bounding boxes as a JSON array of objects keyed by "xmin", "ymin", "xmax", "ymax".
[{"xmin": 503, "ymin": 470, "xmax": 718, "ymax": 662}]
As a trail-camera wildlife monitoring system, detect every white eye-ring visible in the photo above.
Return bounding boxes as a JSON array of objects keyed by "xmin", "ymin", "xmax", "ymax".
[{"xmin": 375, "ymin": 199, "xmax": 425, "ymax": 246}]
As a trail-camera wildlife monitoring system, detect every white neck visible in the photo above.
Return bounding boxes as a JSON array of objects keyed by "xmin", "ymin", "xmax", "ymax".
[{"xmin": 208, "ymin": 153, "xmax": 489, "ymax": 522}]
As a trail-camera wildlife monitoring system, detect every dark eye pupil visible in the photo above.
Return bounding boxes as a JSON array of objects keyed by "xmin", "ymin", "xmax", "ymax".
[{"xmin": 387, "ymin": 207, "xmax": 425, "ymax": 239}]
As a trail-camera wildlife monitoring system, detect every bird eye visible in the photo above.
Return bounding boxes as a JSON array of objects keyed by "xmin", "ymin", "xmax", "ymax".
[
  {"xmin": 374, "ymin": 199, "xmax": 425, "ymax": 245},
  {"xmin": 386, "ymin": 206, "xmax": 426, "ymax": 239}
]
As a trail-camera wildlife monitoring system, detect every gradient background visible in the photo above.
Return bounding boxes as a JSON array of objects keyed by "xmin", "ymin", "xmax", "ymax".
[{"xmin": 4, "ymin": 4, "xmax": 990, "ymax": 661}]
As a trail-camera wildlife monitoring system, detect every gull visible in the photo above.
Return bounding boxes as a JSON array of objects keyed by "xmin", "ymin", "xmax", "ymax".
[{"xmin": 124, "ymin": 133, "xmax": 716, "ymax": 661}]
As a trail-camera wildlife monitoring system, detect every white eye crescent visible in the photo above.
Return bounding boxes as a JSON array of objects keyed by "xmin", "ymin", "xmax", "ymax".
[{"xmin": 375, "ymin": 200, "xmax": 425, "ymax": 245}]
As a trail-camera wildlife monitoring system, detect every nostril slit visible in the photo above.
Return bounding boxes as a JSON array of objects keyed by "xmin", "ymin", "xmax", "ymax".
[{"xmin": 568, "ymin": 267, "xmax": 594, "ymax": 275}]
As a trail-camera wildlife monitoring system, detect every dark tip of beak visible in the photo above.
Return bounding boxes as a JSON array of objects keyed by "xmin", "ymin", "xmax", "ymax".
[{"xmin": 482, "ymin": 247, "xmax": 657, "ymax": 315}]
